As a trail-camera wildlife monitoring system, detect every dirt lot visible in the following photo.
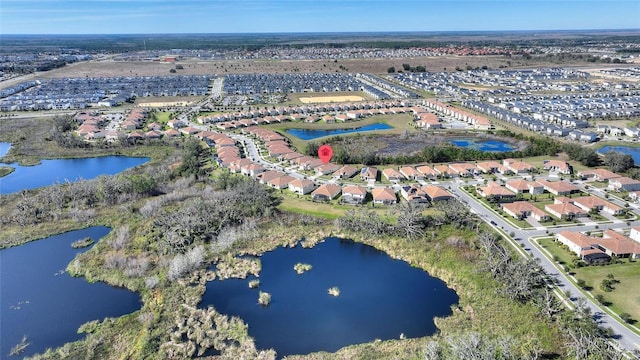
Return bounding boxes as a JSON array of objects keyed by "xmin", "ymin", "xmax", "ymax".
[{"xmin": 298, "ymin": 95, "xmax": 366, "ymax": 104}]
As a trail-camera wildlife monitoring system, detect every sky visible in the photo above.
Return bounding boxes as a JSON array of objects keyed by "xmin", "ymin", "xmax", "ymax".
[{"xmin": 1, "ymin": 0, "xmax": 639, "ymax": 35}]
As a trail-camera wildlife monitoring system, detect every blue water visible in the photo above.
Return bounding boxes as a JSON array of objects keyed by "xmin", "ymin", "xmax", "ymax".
[
  {"xmin": 450, "ymin": 138, "xmax": 514, "ymax": 152},
  {"xmin": 286, "ymin": 123, "xmax": 393, "ymax": 140},
  {"xmin": 0, "ymin": 142, "xmax": 10, "ymax": 158},
  {"xmin": 0, "ymin": 156, "xmax": 149, "ymax": 194},
  {"xmin": 201, "ymin": 238, "xmax": 458, "ymax": 357},
  {"xmin": 598, "ymin": 146, "xmax": 640, "ymax": 165},
  {"xmin": 0, "ymin": 227, "xmax": 141, "ymax": 358}
]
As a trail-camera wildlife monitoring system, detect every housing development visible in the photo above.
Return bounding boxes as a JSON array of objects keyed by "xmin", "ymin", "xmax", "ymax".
[{"xmin": 2, "ymin": 31, "xmax": 640, "ymax": 359}]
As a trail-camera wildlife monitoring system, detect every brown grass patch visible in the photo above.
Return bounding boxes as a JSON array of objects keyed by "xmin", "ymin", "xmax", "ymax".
[{"xmin": 299, "ymin": 95, "xmax": 366, "ymax": 104}]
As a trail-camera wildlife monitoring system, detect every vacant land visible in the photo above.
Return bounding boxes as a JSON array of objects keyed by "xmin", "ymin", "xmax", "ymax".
[
  {"xmin": 299, "ymin": 95, "xmax": 366, "ymax": 104},
  {"xmin": 19, "ymin": 55, "xmax": 586, "ymax": 81}
]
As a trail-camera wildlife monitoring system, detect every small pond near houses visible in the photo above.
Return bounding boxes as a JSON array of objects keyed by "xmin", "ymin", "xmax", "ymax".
[
  {"xmin": 0, "ymin": 227, "xmax": 141, "ymax": 358},
  {"xmin": 449, "ymin": 138, "xmax": 515, "ymax": 152},
  {"xmin": 201, "ymin": 238, "xmax": 458, "ymax": 357},
  {"xmin": 286, "ymin": 123, "xmax": 393, "ymax": 140},
  {"xmin": 0, "ymin": 154, "xmax": 149, "ymax": 194}
]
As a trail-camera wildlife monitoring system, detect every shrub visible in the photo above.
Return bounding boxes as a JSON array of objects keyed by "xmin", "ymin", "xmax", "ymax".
[
  {"xmin": 167, "ymin": 245, "xmax": 205, "ymax": 281},
  {"xmin": 258, "ymin": 291, "xmax": 271, "ymax": 306}
]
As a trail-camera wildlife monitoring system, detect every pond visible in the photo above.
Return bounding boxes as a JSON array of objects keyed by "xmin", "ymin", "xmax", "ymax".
[
  {"xmin": 449, "ymin": 138, "xmax": 515, "ymax": 152},
  {"xmin": 0, "ymin": 227, "xmax": 141, "ymax": 358},
  {"xmin": 0, "ymin": 156, "xmax": 149, "ymax": 194},
  {"xmin": 286, "ymin": 123, "xmax": 393, "ymax": 140},
  {"xmin": 598, "ymin": 146, "xmax": 640, "ymax": 165},
  {"xmin": 201, "ymin": 238, "xmax": 458, "ymax": 357},
  {"xmin": 0, "ymin": 142, "xmax": 10, "ymax": 157}
]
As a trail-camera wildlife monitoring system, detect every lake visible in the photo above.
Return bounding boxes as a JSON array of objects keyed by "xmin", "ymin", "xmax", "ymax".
[
  {"xmin": 286, "ymin": 123, "xmax": 393, "ymax": 140},
  {"xmin": 201, "ymin": 238, "xmax": 458, "ymax": 357},
  {"xmin": 0, "ymin": 227, "xmax": 141, "ymax": 358},
  {"xmin": 0, "ymin": 155, "xmax": 149, "ymax": 194},
  {"xmin": 449, "ymin": 138, "xmax": 515, "ymax": 152},
  {"xmin": 598, "ymin": 146, "xmax": 640, "ymax": 165}
]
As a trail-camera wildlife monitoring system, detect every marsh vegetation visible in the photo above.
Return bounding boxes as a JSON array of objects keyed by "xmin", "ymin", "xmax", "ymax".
[{"xmin": 293, "ymin": 263, "xmax": 312, "ymax": 274}]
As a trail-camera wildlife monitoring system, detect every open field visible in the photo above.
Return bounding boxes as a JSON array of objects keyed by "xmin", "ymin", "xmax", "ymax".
[
  {"xmin": 8, "ymin": 55, "xmax": 621, "ymax": 85},
  {"xmin": 287, "ymin": 91, "xmax": 372, "ymax": 105},
  {"xmin": 299, "ymin": 95, "xmax": 366, "ymax": 104},
  {"xmin": 575, "ymin": 262, "xmax": 640, "ymax": 322}
]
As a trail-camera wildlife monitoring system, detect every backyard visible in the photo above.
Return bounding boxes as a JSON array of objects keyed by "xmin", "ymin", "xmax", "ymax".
[{"xmin": 537, "ymin": 237, "xmax": 640, "ymax": 325}]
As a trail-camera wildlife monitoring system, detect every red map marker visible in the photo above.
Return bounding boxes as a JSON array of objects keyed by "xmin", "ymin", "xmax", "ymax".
[{"xmin": 318, "ymin": 144, "xmax": 333, "ymax": 164}]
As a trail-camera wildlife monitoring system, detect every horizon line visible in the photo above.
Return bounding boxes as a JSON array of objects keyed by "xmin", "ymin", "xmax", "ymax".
[{"xmin": 3, "ymin": 28, "xmax": 640, "ymax": 37}]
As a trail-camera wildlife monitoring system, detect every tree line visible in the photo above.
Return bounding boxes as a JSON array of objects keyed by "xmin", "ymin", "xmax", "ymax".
[{"xmin": 306, "ymin": 130, "xmax": 637, "ymax": 174}]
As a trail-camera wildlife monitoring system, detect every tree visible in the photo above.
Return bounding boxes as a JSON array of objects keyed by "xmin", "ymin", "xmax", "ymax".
[
  {"xmin": 604, "ymin": 151, "xmax": 635, "ymax": 173},
  {"xmin": 169, "ymin": 68, "xmax": 177, "ymax": 73},
  {"xmin": 387, "ymin": 66, "xmax": 395, "ymax": 73},
  {"xmin": 402, "ymin": 63, "xmax": 411, "ymax": 71},
  {"xmin": 178, "ymin": 138, "xmax": 209, "ymax": 178},
  {"xmin": 393, "ymin": 202, "xmax": 426, "ymax": 240}
]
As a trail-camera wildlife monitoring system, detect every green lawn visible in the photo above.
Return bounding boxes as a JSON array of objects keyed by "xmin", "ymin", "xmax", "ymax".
[
  {"xmin": 537, "ymin": 237, "xmax": 579, "ymax": 268},
  {"xmin": 575, "ymin": 262, "xmax": 640, "ymax": 323}
]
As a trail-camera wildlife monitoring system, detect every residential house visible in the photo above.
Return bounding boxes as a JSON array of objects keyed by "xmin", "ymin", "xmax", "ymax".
[
  {"xmin": 476, "ymin": 161, "xmax": 502, "ymax": 174},
  {"xmin": 545, "ymin": 202, "xmax": 587, "ymax": 219},
  {"xmin": 416, "ymin": 165, "xmax": 438, "ymax": 180},
  {"xmin": 608, "ymin": 177, "xmax": 640, "ymax": 192},
  {"xmin": 257, "ymin": 171, "xmax": 284, "ymax": 184},
  {"xmin": 423, "ymin": 185, "xmax": 453, "ymax": 202},
  {"xmin": 242, "ymin": 163, "xmax": 266, "ymax": 178},
  {"xmin": 333, "ymin": 165, "xmax": 359, "ymax": 179},
  {"xmin": 371, "ymin": 187, "xmax": 397, "ymax": 205},
  {"xmin": 315, "ymin": 163, "xmax": 340, "ymax": 176},
  {"xmin": 449, "ymin": 163, "xmax": 477, "ymax": 177},
  {"xmin": 341, "ymin": 185, "xmax": 368, "ymax": 205},
  {"xmin": 556, "ymin": 231, "xmax": 599, "ymax": 257},
  {"xmin": 543, "ymin": 160, "xmax": 573, "ymax": 174},
  {"xmin": 505, "ymin": 179, "xmax": 544, "ymax": 194},
  {"xmin": 311, "ymin": 184, "xmax": 342, "ymax": 201},
  {"xmin": 571, "ymin": 195, "xmax": 622, "ymax": 215},
  {"xmin": 288, "ymin": 179, "xmax": 317, "ymax": 195},
  {"xmin": 382, "ymin": 168, "xmax": 406, "ymax": 183},
  {"xmin": 558, "ymin": 230, "xmax": 640, "ymax": 260},
  {"xmin": 400, "ymin": 185, "xmax": 430, "ymax": 203},
  {"xmin": 479, "ymin": 183, "xmax": 516, "ymax": 200},
  {"xmin": 578, "ymin": 168, "xmax": 620, "ymax": 182},
  {"xmin": 360, "ymin": 167, "xmax": 378, "ymax": 181},
  {"xmin": 598, "ymin": 230, "xmax": 640, "ymax": 259},
  {"xmin": 536, "ymin": 179, "xmax": 580, "ymax": 196},
  {"xmin": 267, "ymin": 175, "xmax": 295, "ymax": 190},
  {"xmin": 502, "ymin": 159, "xmax": 534, "ymax": 174},
  {"xmin": 501, "ymin": 201, "xmax": 550, "ymax": 221},
  {"xmin": 399, "ymin": 166, "xmax": 424, "ymax": 181},
  {"xmin": 434, "ymin": 164, "xmax": 453, "ymax": 178}
]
